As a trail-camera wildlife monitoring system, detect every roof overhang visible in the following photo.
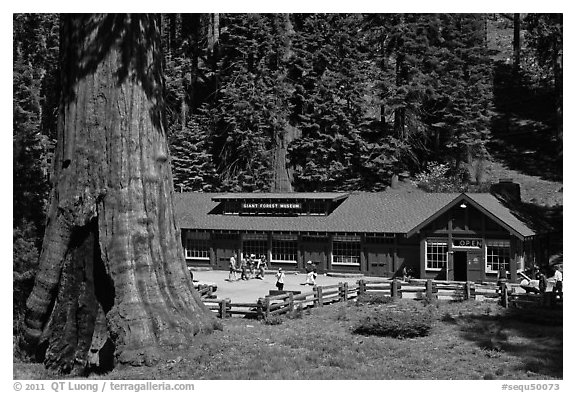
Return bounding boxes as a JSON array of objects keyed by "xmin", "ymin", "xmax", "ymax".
[
  {"xmin": 406, "ymin": 193, "xmax": 530, "ymax": 240},
  {"xmin": 211, "ymin": 192, "xmax": 349, "ymax": 203}
]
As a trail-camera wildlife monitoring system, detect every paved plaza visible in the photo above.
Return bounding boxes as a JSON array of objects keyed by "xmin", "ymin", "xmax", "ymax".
[{"xmin": 192, "ymin": 270, "xmax": 368, "ymax": 303}]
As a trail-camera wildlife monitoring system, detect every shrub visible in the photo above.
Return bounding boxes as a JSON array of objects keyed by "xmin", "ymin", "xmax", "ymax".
[
  {"xmin": 287, "ymin": 306, "xmax": 304, "ymax": 320},
  {"xmin": 353, "ymin": 308, "xmax": 433, "ymax": 339},
  {"xmin": 356, "ymin": 293, "xmax": 395, "ymax": 306},
  {"xmin": 263, "ymin": 315, "xmax": 283, "ymax": 325}
]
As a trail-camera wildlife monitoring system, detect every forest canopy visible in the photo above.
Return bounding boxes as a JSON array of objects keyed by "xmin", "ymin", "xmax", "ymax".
[{"xmin": 13, "ymin": 12, "xmax": 562, "ymax": 277}]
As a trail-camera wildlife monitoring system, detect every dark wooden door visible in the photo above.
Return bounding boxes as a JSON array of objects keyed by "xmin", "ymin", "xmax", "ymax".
[
  {"xmin": 466, "ymin": 250, "xmax": 483, "ymax": 282},
  {"xmin": 301, "ymin": 239, "xmax": 328, "ymax": 273},
  {"xmin": 367, "ymin": 246, "xmax": 392, "ymax": 277},
  {"xmin": 214, "ymin": 240, "xmax": 238, "ymax": 270}
]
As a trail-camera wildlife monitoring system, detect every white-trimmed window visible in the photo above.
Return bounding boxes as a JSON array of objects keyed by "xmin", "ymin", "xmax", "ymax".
[
  {"xmin": 426, "ymin": 240, "xmax": 448, "ymax": 270},
  {"xmin": 242, "ymin": 233, "xmax": 268, "ymax": 260},
  {"xmin": 486, "ymin": 240, "xmax": 510, "ymax": 274},
  {"xmin": 332, "ymin": 235, "xmax": 361, "ymax": 265},
  {"xmin": 184, "ymin": 232, "xmax": 210, "ymax": 260},
  {"xmin": 271, "ymin": 234, "xmax": 298, "ymax": 264}
]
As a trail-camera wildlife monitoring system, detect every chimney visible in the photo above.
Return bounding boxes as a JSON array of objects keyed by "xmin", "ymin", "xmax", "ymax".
[
  {"xmin": 390, "ymin": 174, "xmax": 399, "ymax": 189},
  {"xmin": 490, "ymin": 178, "xmax": 521, "ymax": 202}
]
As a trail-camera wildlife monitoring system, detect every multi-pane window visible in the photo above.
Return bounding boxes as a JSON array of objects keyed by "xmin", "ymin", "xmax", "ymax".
[
  {"xmin": 426, "ymin": 240, "xmax": 447, "ymax": 270},
  {"xmin": 271, "ymin": 234, "xmax": 298, "ymax": 264},
  {"xmin": 307, "ymin": 200, "xmax": 326, "ymax": 215},
  {"xmin": 332, "ymin": 235, "xmax": 361, "ymax": 265},
  {"xmin": 486, "ymin": 240, "xmax": 510, "ymax": 273},
  {"xmin": 184, "ymin": 232, "xmax": 210, "ymax": 260},
  {"xmin": 242, "ymin": 234, "xmax": 268, "ymax": 260}
]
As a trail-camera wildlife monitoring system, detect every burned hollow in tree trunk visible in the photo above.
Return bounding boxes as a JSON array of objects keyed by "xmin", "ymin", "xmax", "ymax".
[{"xmin": 21, "ymin": 14, "xmax": 220, "ymax": 374}]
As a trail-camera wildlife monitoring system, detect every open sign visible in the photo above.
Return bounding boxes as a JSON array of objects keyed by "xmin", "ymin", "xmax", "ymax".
[{"xmin": 452, "ymin": 239, "xmax": 482, "ymax": 248}]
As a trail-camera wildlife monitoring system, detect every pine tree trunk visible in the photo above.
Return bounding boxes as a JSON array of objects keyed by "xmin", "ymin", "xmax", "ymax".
[
  {"xmin": 272, "ymin": 14, "xmax": 295, "ymax": 193},
  {"xmin": 513, "ymin": 13, "xmax": 521, "ymax": 73},
  {"xmin": 22, "ymin": 14, "xmax": 219, "ymax": 374},
  {"xmin": 553, "ymin": 41, "xmax": 562, "ymax": 144}
]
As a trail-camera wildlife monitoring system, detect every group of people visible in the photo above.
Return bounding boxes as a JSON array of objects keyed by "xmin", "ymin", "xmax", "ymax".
[
  {"xmin": 228, "ymin": 253, "xmax": 267, "ymax": 281},
  {"xmin": 516, "ymin": 265, "xmax": 563, "ymax": 296},
  {"xmin": 227, "ymin": 254, "xmax": 319, "ymax": 291},
  {"xmin": 275, "ymin": 261, "xmax": 317, "ymax": 290}
]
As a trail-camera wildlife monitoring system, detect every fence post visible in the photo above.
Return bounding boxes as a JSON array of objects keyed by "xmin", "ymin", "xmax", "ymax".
[
  {"xmin": 391, "ymin": 279, "xmax": 399, "ymax": 299},
  {"xmin": 256, "ymin": 298, "xmax": 264, "ymax": 320},
  {"xmin": 288, "ymin": 292, "xmax": 294, "ymax": 313},
  {"xmin": 464, "ymin": 282, "xmax": 471, "ymax": 300},
  {"xmin": 470, "ymin": 282, "xmax": 476, "ymax": 300},
  {"xmin": 317, "ymin": 286, "xmax": 324, "ymax": 307},
  {"xmin": 358, "ymin": 279, "xmax": 366, "ymax": 296},
  {"xmin": 500, "ymin": 283, "xmax": 508, "ymax": 308},
  {"xmin": 338, "ymin": 283, "xmax": 344, "ymax": 302},
  {"xmin": 264, "ymin": 297, "xmax": 271, "ymax": 319},
  {"xmin": 220, "ymin": 298, "xmax": 229, "ymax": 318},
  {"xmin": 343, "ymin": 282, "xmax": 349, "ymax": 302},
  {"xmin": 426, "ymin": 279, "xmax": 433, "ymax": 301}
]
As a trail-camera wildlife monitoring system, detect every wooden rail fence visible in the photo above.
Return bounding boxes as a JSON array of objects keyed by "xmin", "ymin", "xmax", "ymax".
[
  {"xmin": 202, "ymin": 282, "xmax": 359, "ymax": 319},
  {"xmin": 196, "ymin": 284, "xmax": 216, "ymax": 299},
  {"xmin": 200, "ymin": 279, "xmax": 560, "ymax": 319},
  {"xmin": 499, "ymin": 282, "xmax": 563, "ymax": 308},
  {"xmin": 358, "ymin": 278, "xmax": 479, "ymax": 301}
]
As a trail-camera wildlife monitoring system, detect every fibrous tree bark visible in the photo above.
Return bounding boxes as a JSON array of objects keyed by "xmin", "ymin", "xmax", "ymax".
[{"xmin": 21, "ymin": 14, "xmax": 220, "ymax": 374}]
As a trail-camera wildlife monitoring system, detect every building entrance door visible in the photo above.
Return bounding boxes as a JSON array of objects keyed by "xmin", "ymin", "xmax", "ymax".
[
  {"xmin": 301, "ymin": 237, "xmax": 328, "ymax": 273},
  {"xmin": 367, "ymin": 245, "xmax": 391, "ymax": 277},
  {"xmin": 214, "ymin": 239, "xmax": 239, "ymax": 270},
  {"xmin": 454, "ymin": 251, "xmax": 468, "ymax": 281}
]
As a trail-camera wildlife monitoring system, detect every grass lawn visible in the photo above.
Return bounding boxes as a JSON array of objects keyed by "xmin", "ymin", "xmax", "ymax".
[{"xmin": 13, "ymin": 299, "xmax": 562, "ymax": 380}]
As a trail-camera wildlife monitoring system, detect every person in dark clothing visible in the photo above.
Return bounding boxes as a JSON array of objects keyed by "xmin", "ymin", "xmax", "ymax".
[
  {"xmin": 240, "ymin": 257, "xmax": 248, "ymax": 280},
  {"xmin": 275, "ymin": 268, "xmax": 285, "ymax": 290}
]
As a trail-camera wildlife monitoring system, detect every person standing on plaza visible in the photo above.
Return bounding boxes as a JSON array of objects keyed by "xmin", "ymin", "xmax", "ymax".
[
  {"xmin": 248, "ymin": 254, "xmax": 256, "ymax": 278},
  {"xmin": 240, "ymin": 255, "xmax": 248, "ymax": 281},
  {"xmin": 275, "ymin": 268, "xmax": 285, "ymax": 290},
  {"xmin": 256, "ymin": 254, "xmax": 267, "ymax": 279},
  {"xmin": 497, "ymin": 265, "xmax": 508, "ymax": 293},
  {"xmin": 552, "ymin": 265, "xmax": 563, "ymax": 297},
  {"xmin": 538, "ymin": 271, "xmax": 547, "ymax": 295},
  {"xmin": 304, "ymin": 261, "xmax": 316, "ymax": 285},
  {"xmin": 228, "ymin": 253, "xmax": 238, "ymax": 281}
]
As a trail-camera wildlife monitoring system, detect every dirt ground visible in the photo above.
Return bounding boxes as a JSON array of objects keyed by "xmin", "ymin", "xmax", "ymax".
[{"xmin": 192, "ymin": 270, "xmax": 367, "ymax": 303}]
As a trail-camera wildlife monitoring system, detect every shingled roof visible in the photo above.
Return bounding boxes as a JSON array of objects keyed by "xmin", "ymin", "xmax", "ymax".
[{"xmin": 173, "ymin": 191, "xmax": 535, "ymax": 239}]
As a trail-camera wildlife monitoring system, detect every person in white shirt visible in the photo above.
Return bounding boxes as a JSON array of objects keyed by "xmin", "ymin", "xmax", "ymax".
[
  {"xmin": 228, "ymin": 253, "xmax": 238, "ymax": 281},
  {"xmin": 552, "ymin": 265, "xmax": 563, "ymax": 296}
]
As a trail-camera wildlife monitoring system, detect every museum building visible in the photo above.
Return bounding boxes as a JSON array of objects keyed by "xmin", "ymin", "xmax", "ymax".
[{"xmin": 174, "ymin": 190, "xmax": 538, "ymax": 282}]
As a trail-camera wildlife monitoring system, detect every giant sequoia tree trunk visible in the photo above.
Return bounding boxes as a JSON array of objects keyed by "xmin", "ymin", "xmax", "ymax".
[{"xmin": 21, "ymin": 14, "xmax": 219, "ymax": 374}]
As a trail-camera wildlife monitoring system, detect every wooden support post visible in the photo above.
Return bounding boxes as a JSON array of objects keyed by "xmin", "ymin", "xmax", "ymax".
[
  {"xmin": 264, "ymin": 297, "xmax": 271, "ymax": 319},
  {"xmin": 220, "ymin": 298, "xmax": 229, "ymax": 318},
  {"xmin": 391, "ymin": 279, "xmax": 399, "ymax": 299},
  {"xmin": 317, "ymin": 286, "xmax": 324, "ymax": 307},
  {"xmin": 288, "ymin": 292, "xmax": 294, "ymax": 313},
  {"xmin": 500, "ymin": 283, "xmax": 508, "ymax": 308},
  {"xmin": 343, "ymin": 282, "xmax": 349, "ymax": 302},
  {"xmin": 358, "ymin": 279, "xmax": 366, "ymax": 296},
  {"xmin": 464, "ymin": 282, "xmax": 471, "ymax": 300},
  {"xmin": 256, "ymin": 298, "xmax": 264, "ymax": 320},
  {"xmin": 338, "ymin": 283, "xmax": 344, "ymax": 302},
  {"xmin": 426, "ymin": 279, "xmax": 433, "ymax": 301}
]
